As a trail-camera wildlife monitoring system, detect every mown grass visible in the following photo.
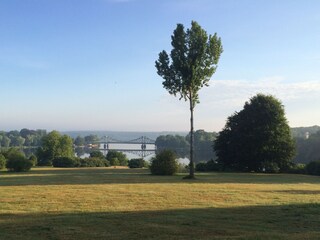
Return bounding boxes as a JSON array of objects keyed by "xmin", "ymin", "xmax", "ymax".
[{"xmin": 0, "ymin": 167, "xmax": 319, "ymax": 239}]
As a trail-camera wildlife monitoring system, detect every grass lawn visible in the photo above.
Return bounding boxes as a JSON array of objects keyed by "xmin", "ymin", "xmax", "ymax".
[{"xmin": 0, "ymin": 167, "xmax": 319, "ymax": 240}]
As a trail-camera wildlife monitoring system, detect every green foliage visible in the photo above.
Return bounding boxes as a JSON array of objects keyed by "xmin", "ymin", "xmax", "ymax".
[
  {"xmin": 84, "ymin": 135, "xmax": 100, "ymax": 144},
  {"xmin": 155, "ymin": 130, "xmax": 217, "ymax": 163},
  {"xmin": 286, "ymin": 164, "xmax": 306, "ymax": 174},
  {"xmin": 74, "ymin": 136, "xmax": 85, "ymax": 146},
  {"xmin": 150, "ymin": 150, "xmax": 178, "ymax": 175},
  {"xmin": 6, "ymin": 153, "xmax": 32, "ymax": 172},
  {"xmin": 2, "ymin": 148, "xmax": 26, "ymax": 160},
  {"xmin": 37, "ymin": 131, "xmax": 74, "ymax": 166},
  {"xmin": 0, "ymin": 128, "xmax": 46, "ymax": 148},
  {"xmin": 155, "ymin": 21, "xmax": 223, "ymax": 106},
  {"xmin": 52, "ymin": 157, "xmax": 79, "ymax": 168},
  {"xmin": 128, "ymin": 158, "xmax": 146, "ymax": 168},
  {"xmin": 195, "ymin": 159, "xmax": 220, "ymax": 172},
  {"xmin": 79, "ymin": 157, "xmax": 109, "ymax": 167},
  {"xmin": 214, "ymin": 94, "xmax": 296, "ymax": 172},
  {"xmin": 0, "ymin": 154, "xmax": 6, "ymax": 169},
  {"xmin": 155, "ymin": 21, "xmax": 223, "ymax": 178},
  {"xmin": 195, "ymin": 162, "xmax": 207, "ymax": 171},
  {"xmin": 306, "ymin": 160, "xmax": 320, "ymax": 176},
  {"xmin": 89, "ymin": 150, "xmax": 104, "ymax": 159},
  {"xmin": 106, "ymin": 150, "xmax": 128, "ymax": 166},
  {"xmin": 294, "ymin": 131, "xmax": 320, "ymax": 164},
  {"xmin": 0, "ymin": 135, "xmax": 11, "ymax": 147},
  {"xmin": 156, "ymin": 135, "xmax": 189, "ymax": 158},
  {"xmin": 29, "ymin": 155, "xmax": 38, "ymax": 167},
  {"xmin": 186, "ymin": 130, "xmax": 217, "ymax": 162},
  {"xmin": 110, "ymin": 157, "xmax": 120, "ymax": 166}
]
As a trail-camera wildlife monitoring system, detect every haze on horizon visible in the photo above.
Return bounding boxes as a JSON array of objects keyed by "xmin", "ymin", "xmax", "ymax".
[{"xmin": 1, "ymin": 0, "xmax": 320, "ymax": 132}]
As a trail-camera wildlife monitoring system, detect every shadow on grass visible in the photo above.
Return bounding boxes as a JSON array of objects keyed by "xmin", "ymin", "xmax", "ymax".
[
  {"xmin": 0, "ymin": 203, "xmax": 319, "ymax": 240},
  {"xmin": 0, "ymin": 168, "xmax": 319, "ymax": 186}
]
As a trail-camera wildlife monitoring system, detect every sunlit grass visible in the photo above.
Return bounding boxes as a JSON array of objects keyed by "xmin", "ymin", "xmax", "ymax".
[{"xmin": 0, "ymin": 167, "xmax": 319, "ymax": 239}]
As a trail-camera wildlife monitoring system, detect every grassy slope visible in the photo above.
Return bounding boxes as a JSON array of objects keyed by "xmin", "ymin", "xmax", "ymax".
[{"xmin": 0, "ymin": 168, "xmax": 319, "ymax": 240}]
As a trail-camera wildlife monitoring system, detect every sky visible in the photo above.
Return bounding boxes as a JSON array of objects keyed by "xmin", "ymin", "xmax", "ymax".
[{"xmin": 1, "ymin": 0, "xmax": 320, "ymax": 132}]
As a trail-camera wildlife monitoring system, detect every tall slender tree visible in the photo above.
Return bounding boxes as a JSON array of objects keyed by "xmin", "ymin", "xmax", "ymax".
[{"xmin": 155, "ymin": 21, "xmax": 223, "ymax": 178}]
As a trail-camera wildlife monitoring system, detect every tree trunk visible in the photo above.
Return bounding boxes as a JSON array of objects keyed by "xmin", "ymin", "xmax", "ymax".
[{"xmin": 188, "ymin": 97, "xmax": 195, "ymax": 179}]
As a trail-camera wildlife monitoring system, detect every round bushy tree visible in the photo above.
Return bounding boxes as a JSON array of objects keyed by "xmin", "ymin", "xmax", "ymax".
[
  {"xmin": 37, "ymin": 131, "xmax": 74, "ymax": 166},
  {"xmin": 128, "ymin": 158, "xmax": 146, "ymax": 168},
  {"xmin": 214, "ymin": 94, "xmax": 295, "ymax": 172},
  {"xmin": 150, "ymin": 150, "xmax": 178, "ymax": 175},
  {"xmin": 6, "ymin": 154, "xmax": 32, "ymax": 172},
  {"xmin": 89, "ymin": 150, "xmax": 104, "ymax": 159},
  {"xmin": 106, "ymin": 150, "xmax": 128, "ymax": 166}
]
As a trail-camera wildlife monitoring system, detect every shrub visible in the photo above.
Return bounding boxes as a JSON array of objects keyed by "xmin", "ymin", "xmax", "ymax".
[
  {"xmin": 195, "ymin": 160, "xmax": 220, "ymax": 172},
  {"xmin": 306, "ymin": 160, "xmax": 320, "ymax": 176},
  {"xmin": 128, "ymin": 158, "xmax": 145, "ymax": 168},
  {"xmin": 106, "ymin": 151, "xmax": 128, "ymax": 166},
  {"xmin": 150, "ymin": 150, "xmax": 178, "ymax": 175},
  {"xmin": 52, "ymin": 157, "xmax": 79, "ymax": 168},
  {"xmin": 79, "ymin": 157, "xmax": 109, "ymax": 167},
  {"xmin": 0, "ymin": 154, "xmax": 6, "ymax": 169},
  {"xmin": 206, "ymin": 159, "xmax": 220, "ymax": 171},
  {"xmin": 89, "ymin": 150, "xmax": 105, "ymax": 159},
  {"xmin": 29, "ymin": 155, "xmax": 38, "ymax": 167},
  {"xmin": 110, "ymin": 157, "xmax": 120, "ymax": 166},
  {"xmin": 262, "ymin": 161, "xmax": 280, "ymax": 173},
  {"xmin": 195, "ymin": 162, "xmax": 207, "ymax": 172},
  {"xmin": 119, "ymin": 157, "xmax": 128, "ymax": 166},
  {"xmin": 6, "ymin": 155, "xmax": 32, "ymax": 172},
  {"xmin": 177, "ymin": 163, "xmax": 188, "ymax": 173},
  {"xmin": 286, "ymin": 164, "xmax": 306, "ymax": 174}
]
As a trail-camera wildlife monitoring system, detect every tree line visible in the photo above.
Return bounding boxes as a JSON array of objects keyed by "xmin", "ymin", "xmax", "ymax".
[{"xmin": 0, "ymin": 129, "xmax": 46, "ymax": 148}]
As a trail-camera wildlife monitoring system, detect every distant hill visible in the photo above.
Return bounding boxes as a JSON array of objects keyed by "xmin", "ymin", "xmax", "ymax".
[{"xmin": 291, "ymin": 125, "xmax": 320, "ymax": 138}]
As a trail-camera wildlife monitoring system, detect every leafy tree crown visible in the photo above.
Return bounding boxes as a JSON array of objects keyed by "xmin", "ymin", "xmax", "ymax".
[{"xmin": 155, "ymin": 21, "xmax": 223, "ymax": 107}]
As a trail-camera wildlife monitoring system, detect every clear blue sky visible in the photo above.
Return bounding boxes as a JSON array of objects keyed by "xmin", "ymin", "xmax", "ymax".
[{"xmin": 1, "ymin": 0, "xmax": 320, "ymax": 132}]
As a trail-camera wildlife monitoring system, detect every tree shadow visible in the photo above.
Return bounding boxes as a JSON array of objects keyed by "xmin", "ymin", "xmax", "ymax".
[
  {"xmin": 272, "ymin": 190, "xmax": 320, "ymax": 195},
  {"xmin": 0, "ymin": 203, "xmax": 319, "ymax": 240},
  {"xmin": 0, "ymin": 168, "xmax": 319, "ymax": 186}
]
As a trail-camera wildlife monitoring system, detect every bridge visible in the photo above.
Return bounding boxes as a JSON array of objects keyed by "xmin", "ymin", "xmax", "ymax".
[{"xmin": 96, "ymin": 136, "xmax": 156, "ymax": 158}]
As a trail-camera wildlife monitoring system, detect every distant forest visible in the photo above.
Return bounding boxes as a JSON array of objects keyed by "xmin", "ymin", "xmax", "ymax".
[{"xmin": 0, "ymin": 126, "xmax": 319, "ymax": 164}]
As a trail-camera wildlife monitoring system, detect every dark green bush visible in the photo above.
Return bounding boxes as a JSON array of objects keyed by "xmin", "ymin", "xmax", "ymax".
[
  {"xmin": 286, "ymin": 164, "xmax": 306, "ymax": 174},
  {"xmin": 150, "ymin": 150, "xmax": 178, "ymax": 175},
  {"xmin": 52, "ymin": 157, "xmax": 79, "ymax": 168},
  {"xmin": 195, "ymin": 162, "xmax": 207, "ymax": 172},
  {"xmin": 306, "ymin": 160, "xmax": 320, "ymax": 176},
  {"xmin": 89, "ymin": 150, "xmax": 105, "ymax": 159},
  {"xmin": 110, "ymin": 157, "xmax": 120, "ymax": 166},
  {"xmin": 128, "ymin": 158, "xmax": 145, "ymax": 168},
  {"xmin": 0, "ymin": 154, "xmax": 6, "ymax": 169},
  {"xmin": 29, "ymin": 155, "xmax": 38, "ymax": 167},
  {"xmin": 262, "ymin": 162, "xmax": 280, "ymax": 173},
  {"xmin": 79, "ymin": 157, "xmax": 109, "ymax": 167},
  {"xmin": 6, "ymin": 155, "xmax": 32, "ymax": 172},
  {"xmin": 206, "ymin": 159, "xmax": 220, "ymax": 171},
  {"xmin": 196, "ymin": 160, "xmax": 220, "ymax": 172},
  {"xmin": 106, "ymin": 150, "xmax": 128, "ymax": 166}
]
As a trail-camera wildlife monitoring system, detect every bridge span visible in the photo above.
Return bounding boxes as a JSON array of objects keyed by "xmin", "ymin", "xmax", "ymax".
[{"xmin": 95, "ymin": 136, "xmax": 156, "ymax": 158}]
